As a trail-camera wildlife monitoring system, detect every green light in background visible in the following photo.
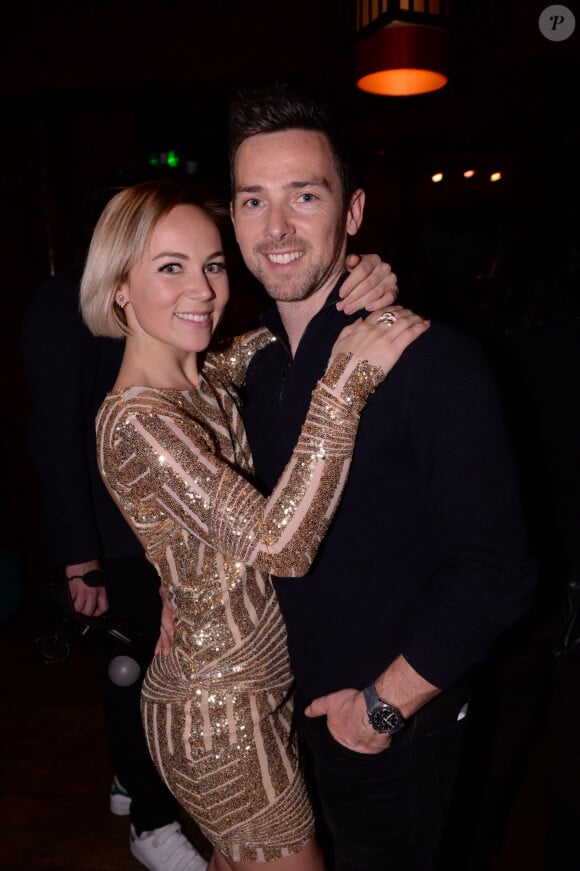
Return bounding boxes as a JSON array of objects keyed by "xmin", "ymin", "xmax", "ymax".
[
  {"xmin": 147, "ymin": 150, "xmax": 180, "ymax": 169},
  {"xmin": 167, "ymin": 150, "xmax": 180, "ymax": 168}
]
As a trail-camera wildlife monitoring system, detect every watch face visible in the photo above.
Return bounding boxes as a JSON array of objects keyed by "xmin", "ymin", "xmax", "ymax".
[{"xmin": 370, "ymin": 705, "xmax": 404, "ymax": 734}]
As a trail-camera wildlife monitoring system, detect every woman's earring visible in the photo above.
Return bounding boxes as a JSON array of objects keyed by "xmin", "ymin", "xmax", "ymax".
[{"xmin": 115, "ymin": 295, "xmax": 127, "ymax": 310}]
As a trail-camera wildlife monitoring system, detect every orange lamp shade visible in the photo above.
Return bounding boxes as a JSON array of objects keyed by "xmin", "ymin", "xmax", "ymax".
[{"xmin": 356, "ymin": 22, "xmax": 449, "ymax": 97}]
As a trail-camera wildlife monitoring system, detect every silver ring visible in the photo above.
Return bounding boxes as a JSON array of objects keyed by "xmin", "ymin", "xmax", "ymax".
[{"xmin": 376, "ymin": 311, "xmax": 398, "ymax": 326}]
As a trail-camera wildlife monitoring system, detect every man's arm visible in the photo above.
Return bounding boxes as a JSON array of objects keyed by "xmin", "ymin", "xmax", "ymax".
[
  {"xmin": 305, "ymin": 655, "xmax": 440, "ymax": 752},
  {"xmin": 398, "ymin": 327, "xmax": 536, "ymax": 689},
  {"xmin": 307, "ymin": 325, "xmax": 536, "ymax": 751}
]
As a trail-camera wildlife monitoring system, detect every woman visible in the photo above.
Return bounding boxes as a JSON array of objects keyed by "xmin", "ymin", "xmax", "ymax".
[{"xmin": 80, "ymin": 179, "xmax": 429, "ymax": 870}]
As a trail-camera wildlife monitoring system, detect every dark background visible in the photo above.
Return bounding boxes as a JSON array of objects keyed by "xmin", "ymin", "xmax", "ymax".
[
  {"xmin": 2, "ymin": 0, "xmax": 578, "ymax": 291},
  {"xmin": 1, "ymin": 3, "xmax": 579, "ymax": 867}
]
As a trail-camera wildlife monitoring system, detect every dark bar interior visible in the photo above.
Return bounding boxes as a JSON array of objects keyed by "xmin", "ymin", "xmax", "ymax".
[{"xmin": 1, "ymin": 1, "xmax": 579, "ymax": 868}]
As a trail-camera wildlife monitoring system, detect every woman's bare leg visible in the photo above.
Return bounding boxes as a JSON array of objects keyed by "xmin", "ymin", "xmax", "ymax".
[{"xmin": 207, "ymin": 837, "xmax": 326, "ymax": 871}]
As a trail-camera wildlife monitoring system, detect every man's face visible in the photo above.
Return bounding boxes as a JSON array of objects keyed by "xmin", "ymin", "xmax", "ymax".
[{"xmin": 231, "ymin": 129, "xmax": 364, "ymax": 305}]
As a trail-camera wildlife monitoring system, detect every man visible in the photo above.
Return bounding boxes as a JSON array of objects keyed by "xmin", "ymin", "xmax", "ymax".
[{"xmin": 227, "ymin": 86, "xmax": 536, "ymax": 870}]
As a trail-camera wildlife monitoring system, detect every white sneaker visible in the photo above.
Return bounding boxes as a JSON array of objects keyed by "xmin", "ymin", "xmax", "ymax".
[
  {"xmin": 130, "ymin": 822, "xmax": 208, "ymax": 871},
  {"xmin": 109, "ymin": 775, "xmax": 131, "ymax": 816}
]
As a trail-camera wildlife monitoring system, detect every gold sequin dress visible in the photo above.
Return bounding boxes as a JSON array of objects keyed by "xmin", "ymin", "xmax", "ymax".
[{"xmin": 95, "ymin": 328, "xmax": 384, "ymax": 862}]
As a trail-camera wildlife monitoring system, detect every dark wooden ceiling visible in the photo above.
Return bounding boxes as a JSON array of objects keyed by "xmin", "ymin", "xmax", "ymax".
[
  {"xmin": 2, "ymin": 0, "xmax": 578, "ymax": 150},
  {"xmin": 1, "ymin": 0, "xmax": 578, "ymax": 291}
]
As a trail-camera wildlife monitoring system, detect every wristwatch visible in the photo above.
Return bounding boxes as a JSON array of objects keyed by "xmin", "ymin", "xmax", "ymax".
[
  {"xmin": 66, "ymin": 569, "xmax": 104, "ymax": 588},
  {"xmin": 363, "ymin": 684, "xmax": 407, "ymax": 735}
]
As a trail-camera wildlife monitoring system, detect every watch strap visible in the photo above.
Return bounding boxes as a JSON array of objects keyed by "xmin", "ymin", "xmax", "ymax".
[
  {"xmin": 363, "ymin": 683, "xmax": 381, "ymax": 711},
  {"xmin": 363, "ymin": 683, "xmax": 407, "ymax": 735}
]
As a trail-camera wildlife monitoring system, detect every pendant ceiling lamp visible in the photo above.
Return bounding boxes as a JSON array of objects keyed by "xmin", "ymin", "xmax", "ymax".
[{"xmin": 353, "ymin": 1, "xmax": 451, "ymax": 97}]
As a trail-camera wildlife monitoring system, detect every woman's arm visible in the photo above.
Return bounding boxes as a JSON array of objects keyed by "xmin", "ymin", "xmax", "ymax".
[
  {"xmin": 208, "ymin": 327, "xmax": 275, "ymax": 389},
  {"xmin": 209, "ymin": 254, "xmax": 399, "ymax": 388},
  {"xmin": 98, "ymin": 354, "xmax": 382, "ymax": 578},
  {"xmin": 337, "ymin": 253, "xmax": 398, "ymax": 314},
  {"xmin": 98, "ymin": 310, "xmax": 428, "ymax": 578}
]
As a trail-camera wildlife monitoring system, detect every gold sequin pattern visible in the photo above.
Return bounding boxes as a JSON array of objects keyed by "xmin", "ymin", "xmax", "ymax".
[
  {"xmin": 321, "ymin": 351, "xmax": 385, "ymax": 415},
  {"xmin": 209, "ymin": 327, "xmax": 277, "ymax": 389},
  {"xmin": 95, "ymin": 348, "xmax": 383, "ymax": 861}
]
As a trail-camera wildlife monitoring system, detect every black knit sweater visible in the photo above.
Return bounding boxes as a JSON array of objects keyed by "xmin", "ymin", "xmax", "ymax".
[{"xmin": 242, "ymin": 277, "xmax": 536, "ymax": 703}]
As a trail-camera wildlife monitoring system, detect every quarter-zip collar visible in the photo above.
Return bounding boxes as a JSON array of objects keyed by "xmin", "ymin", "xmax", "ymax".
[{"xmin": 259, "ymin": 272, "xmax": 355, "ymax": 360}]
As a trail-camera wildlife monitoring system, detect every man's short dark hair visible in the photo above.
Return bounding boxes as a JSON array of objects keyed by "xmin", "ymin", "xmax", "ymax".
[{"xmin": 227, "ymin": 84, "xmax": 354, "ymax": 207}]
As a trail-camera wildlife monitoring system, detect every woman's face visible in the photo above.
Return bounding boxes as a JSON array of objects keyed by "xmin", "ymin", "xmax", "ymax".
[{"xmin": 120, "ymin": 204, "xmax": 229, "ymax": 355}]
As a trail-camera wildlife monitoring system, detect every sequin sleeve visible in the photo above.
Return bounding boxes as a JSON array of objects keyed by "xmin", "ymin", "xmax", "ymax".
[
  {"xmin": 207, "ymin": 328, "xmax": 276, "ymax": 389},
  {"xmin": 96, "ymin": 353, "xmax": 384, "ymax": 577}
]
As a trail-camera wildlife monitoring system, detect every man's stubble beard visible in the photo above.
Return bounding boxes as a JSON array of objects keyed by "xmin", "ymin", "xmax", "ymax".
[
  {"xmin": 249, "ymin": 224, "xmax": 348, "ymax": 304},
  {"xmin": 252, "ymin": 260, "xmax": 324, "ymax": 303}
]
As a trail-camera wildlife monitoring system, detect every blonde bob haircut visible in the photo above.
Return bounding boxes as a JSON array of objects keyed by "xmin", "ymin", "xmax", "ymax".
[{"xmin": 80, "ymin": 178, "xmax": 220, "ymax": 338}]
